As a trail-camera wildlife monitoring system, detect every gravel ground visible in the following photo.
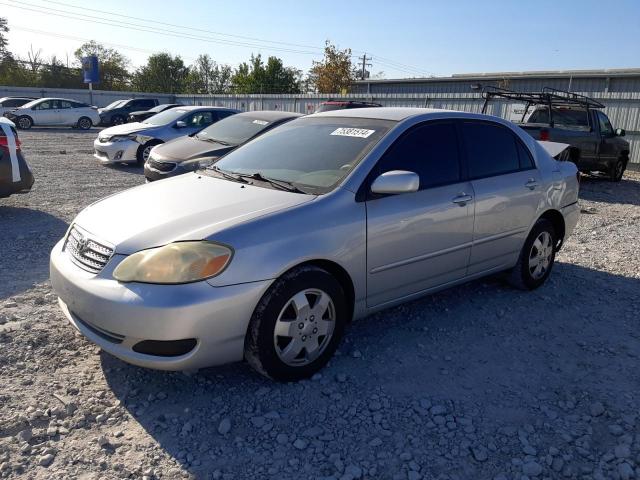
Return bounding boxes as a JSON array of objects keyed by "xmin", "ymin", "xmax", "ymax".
[{"xmin": 1, "ymin": 128, "xmax": 639, "ymax": 480}]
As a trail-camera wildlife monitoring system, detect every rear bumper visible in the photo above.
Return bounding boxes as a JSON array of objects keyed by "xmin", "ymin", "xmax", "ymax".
[{"xmin": 50, "ymin": 239, "xmax": 272, "ymax": 370}]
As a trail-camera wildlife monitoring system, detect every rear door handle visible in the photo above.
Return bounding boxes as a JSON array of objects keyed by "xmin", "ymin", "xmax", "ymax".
[
  {"xmin": 525, "ymin": 178, "xmax": 539, "ymax": 190},
  {"xmin": 452, "ymin": 194, "xmax": 473, "ymax": 206}
]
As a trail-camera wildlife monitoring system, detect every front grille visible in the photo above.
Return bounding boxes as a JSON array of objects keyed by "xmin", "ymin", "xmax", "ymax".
[
  {"xmin": 94, "ymin": 149, "xmax": 108, "ymax": 159},
  {"xmin": 148, "ymin": 158, "xmax": 177, "ymax": 172},
  {"xmin": 64, "ymin": 225, "xmax": 114, "ymax": 273}
]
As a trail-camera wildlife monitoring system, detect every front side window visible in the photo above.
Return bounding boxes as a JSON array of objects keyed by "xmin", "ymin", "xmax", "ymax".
[
  {"xmin": 462, "ymin": 122, "xmax": 520, "ymax": 179},
  {"xmin": 35, "ymin": 100, "xmax": 54, "ymax": 110},
  {"xmin": 212, "ymin": 117, "xmax": 394, "ymax": 194},
  {"xmin": 597, "ymin": 111, "xmax": 613, "ymax": 136},
  {"xmin": 376, "ymin": 121, "xmax": 461, "ymax": 189},
  {"xmin": 186, "ymin": 111, "xmax": 214, "ymax": 128},
  {"xmin": 59, "ymin": 101, "xmax": 72, "ymax": 109}
]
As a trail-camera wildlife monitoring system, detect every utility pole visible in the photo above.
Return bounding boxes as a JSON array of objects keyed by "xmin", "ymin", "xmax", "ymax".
[{"xmin": 358, "ymin": 54, "xmax": 372, "ymax": 80}]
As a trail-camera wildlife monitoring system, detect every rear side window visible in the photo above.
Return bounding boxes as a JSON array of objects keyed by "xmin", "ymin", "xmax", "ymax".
[
  {"xmin": 377, "ymin": 121, "xmax": 461, "ymax": 189},
  {"xmin": 461, "ymin": 122, "xmax": 520, "ymax": 179},
  {"xmin": 516, "ymin": 140, "xmax": 535, "ymax": 169},
  {"xmin": 217, "ymin": 110, "xmax": 235, "ymax": 120},
  {"xmin": 135, "ymin": 99, "xmax": 156, "ymax": 109}
]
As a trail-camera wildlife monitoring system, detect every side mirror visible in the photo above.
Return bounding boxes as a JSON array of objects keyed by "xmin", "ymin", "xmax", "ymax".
[
  {"xmin": 615, "ymin": 128, "xmax": 626, "ymax": 137},
  {"xmin": 175, "ymin": 120, "xmax": 187, "ymax": 128},
  {"xmin": 371, "ymin": 170, "xmax": 419, "ymax": 195}
]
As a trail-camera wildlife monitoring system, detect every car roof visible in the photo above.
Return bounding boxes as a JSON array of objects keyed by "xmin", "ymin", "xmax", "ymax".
[
  {"xmin": 234, "ymin": 110, "xmax": 303, "ymax": 121},
  {"xmin": 0, "ymin": 96, "xmax": 35, "ymax": 101},
  {"xmin": 311, "ymin": 107, "xmax": 457, "ymax": 121},
  {"xmin": 167, "ymin": 106, "xmax": 237, "ymax": 112},
  {"xmin": 35, "ymin": 97, "xmax": 83, "ymax": 102}
]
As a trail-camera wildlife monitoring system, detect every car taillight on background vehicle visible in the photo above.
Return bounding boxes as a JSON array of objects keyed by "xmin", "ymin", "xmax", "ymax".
[
  {"xmin": 0, "ymin": 136, "xmax": 21, "ymax": 151},
  {"xmin": 539, "ymin": 129, "xmax": 550, "ymax": 141}
]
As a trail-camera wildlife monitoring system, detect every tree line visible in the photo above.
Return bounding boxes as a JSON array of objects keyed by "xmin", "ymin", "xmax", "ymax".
[{"xmin": 0, "ymin": 18, "xmax": 357, "ymax": 94}]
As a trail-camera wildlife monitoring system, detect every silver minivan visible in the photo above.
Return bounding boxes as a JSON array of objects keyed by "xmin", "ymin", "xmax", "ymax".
[{"xmin": 51, "ymin": 108, "xmax": 580, "ymax": 381}]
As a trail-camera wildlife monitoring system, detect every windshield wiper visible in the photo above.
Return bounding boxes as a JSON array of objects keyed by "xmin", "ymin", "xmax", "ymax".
[
  {"xmin": 210, "ymin": 166, "xmax": 248, "ymax": 183},
  {"xmin": 199, "ymin": 136, "xmax": 231, "ymax": 146},
  {"xmin": 238, "ymin": 172, "xmax": 307, "ymax": 194}
]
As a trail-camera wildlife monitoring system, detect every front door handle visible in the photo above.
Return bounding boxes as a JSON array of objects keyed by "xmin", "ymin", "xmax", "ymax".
[
  {"xmin": 525, "ymin": 178, "xmax": 539, "ymax": 190},
  {"xmin": 452, "ymin": 194, "xmax": 473, "ymax": 206}
]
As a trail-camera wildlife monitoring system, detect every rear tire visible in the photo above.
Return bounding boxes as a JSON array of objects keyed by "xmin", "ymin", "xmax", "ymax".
[
  {"xmin": 77, "ymin": 117, "xmax": 92, "ymax": 130},
  {"xmin": 244, "ymin": 265, "xmax": 347, "ymax": 381},
  {"xmin": 17, "ymin": 116, "xmax": 33, "ymax": 130},
  {"xmin": 136, "ymin": 140, "xmax": 161, "ymax": 166},
  {"xmin": 610, "ymin": 158, "xmax": 626, "ymax": 182},
  {"xmin": 508, "ymin": 219, "xmax": 557, "ymax": 291}
]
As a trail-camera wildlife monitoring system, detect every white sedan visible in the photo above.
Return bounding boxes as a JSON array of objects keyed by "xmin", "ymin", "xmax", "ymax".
[{"xmin": 4, "ymin": 97, "xmax": 100, "ymax": 130}]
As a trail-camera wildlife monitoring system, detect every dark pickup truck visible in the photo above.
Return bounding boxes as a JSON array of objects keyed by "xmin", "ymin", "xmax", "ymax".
[{"xmin": 483, "ymin": 87, "xmax": 630, "ymax": 181}]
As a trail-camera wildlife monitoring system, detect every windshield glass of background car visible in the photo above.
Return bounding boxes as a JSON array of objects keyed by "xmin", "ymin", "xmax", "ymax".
[
  {"xmin": 528, "ymin": 107, "xmax": 590, "ymax": 129},
  {"xmin": 105, "ymin": 100, "xmax": 125, "ymax": 109},
  {"xmin": 212, "ymin": 117, "xmax": 394, "ymax": 193},
  {"xmin": 143, "ymin": 108, "xmax": 189, "ymax": 125},
  {"xmin": 196, "ymin": 116, "xmax": 274, "ymax": 145}
]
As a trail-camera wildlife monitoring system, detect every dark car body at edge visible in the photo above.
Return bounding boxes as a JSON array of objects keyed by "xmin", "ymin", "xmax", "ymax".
[{"xmin": 127, "ymin": 104, "xmax": 181, "ymax": 123}]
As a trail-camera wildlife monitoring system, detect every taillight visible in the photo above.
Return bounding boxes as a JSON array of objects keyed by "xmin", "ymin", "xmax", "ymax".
[
  {"xmin": 539, "ymin": 129, "xmax": 550, "ymax": 141},
  {"xmin": 0, "ymin": 136, "xmax": 21, "ymax": 150}
]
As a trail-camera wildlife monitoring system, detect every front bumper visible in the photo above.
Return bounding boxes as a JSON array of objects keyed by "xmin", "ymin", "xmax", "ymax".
[
  {"xmin": 50, "ymin": 239, "xmax": 272, "ymax": 370},
  {"xmin": 93, "ymin": 137, "xmax": 139, "ymax": 163}
]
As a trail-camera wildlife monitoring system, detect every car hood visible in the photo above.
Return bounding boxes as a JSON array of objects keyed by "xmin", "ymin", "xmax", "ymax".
[
  {"xmin": 152, "ymin": 135, "xmax": 232, "ymax": 162},
  {"xmin": 73, "ymin": 173, "xmax": 315, "ymax": 254},
  {"xmin": 99, "ymin": 122, "xmax": 156, "ymax": 138}
]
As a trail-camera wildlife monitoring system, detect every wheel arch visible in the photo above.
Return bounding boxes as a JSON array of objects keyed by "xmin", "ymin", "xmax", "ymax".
[
  {"xmin": 281, "ymin": 259, "xmax": 356, "ymax": 322},
  {"xmin": 18, "ymin": 115, "xmax": 33, "ymax": 128},
  {"xmin": 538, "ymin": 209, "xmax": 565, "ymax": 251}
]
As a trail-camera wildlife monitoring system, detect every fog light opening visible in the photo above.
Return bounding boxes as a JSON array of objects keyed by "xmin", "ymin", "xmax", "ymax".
[
  {"xmin": 114, "ymin": 150, "xmax": 123, "ymax": 161},
  {"xmin": 132, "ymin": 338, "xmax": 197, "ymax": 357}
]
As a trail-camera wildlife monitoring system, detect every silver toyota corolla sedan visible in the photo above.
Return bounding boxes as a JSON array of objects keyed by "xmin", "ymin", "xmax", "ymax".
[{"xmin": 50, "ymin": 108, "xmax": 580, "ymax": 381}]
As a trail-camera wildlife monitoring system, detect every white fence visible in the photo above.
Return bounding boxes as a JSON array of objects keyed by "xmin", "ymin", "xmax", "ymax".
[{"xmin": 1, "ymin": 86, "xmax": 638, "ymax": 164}]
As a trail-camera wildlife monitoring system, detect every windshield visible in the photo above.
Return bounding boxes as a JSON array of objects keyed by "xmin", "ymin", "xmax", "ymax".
[
  {"xmin": 104, "ymin": 100, "xmax": 126, "ymax": 110},
  {"xmin": 196, "ymin": 115, "xmax": 275, "ymax": 145},
  {"xmin": 211, "ymin": 117, "xmax": 394, "ymax": 194},
  {"xmin": 21, "ymin": 99, "xmax": 44, "ymax": 109},
  {"xmin": 142, "ymin": 108, "xmax": 189, "ymax": 126},
  {"xmin": 149, "ymin": 104, "xmax": 173, "ymax": 113},
  {"xmin": 528, "ymin": 107, "xmax": 590, "ymax": 129}
]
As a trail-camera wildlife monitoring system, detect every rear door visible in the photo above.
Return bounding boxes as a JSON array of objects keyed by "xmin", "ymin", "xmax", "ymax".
[
  {"xmin": 57, "ymin": 100, "xmax": 75, "ymax": 125},
  {"xmin": 460, "ymin": 120, "xmax": 542, "ymax": 275},
  {"xmin": 365, "ymin": 121, "xmax": 474, "ymax": 307}
]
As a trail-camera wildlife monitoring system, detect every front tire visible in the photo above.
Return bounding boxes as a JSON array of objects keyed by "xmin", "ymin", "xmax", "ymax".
[
  {"xmin": 508, "ymin": 219, "xmax": 556, "ymax": 290},
  {"xmin": 610, "ymin": 158, "xmax": 627, "ymax": 182},
  {"xmin": 111, "ymin": 115, "xmax": 125, "ymax": 126},
  {"xmin": 136, "ymin": 140, "xmax": 161, "ymax": 166},
  {"xmin": 245, "ymin": 265, "xmax": 347, "ymax": 381},
  {"xmin": 17, "ymin": 116, "xmax": 33, "ymax": 130},
  {"xmin": 77, "ymin": 117, "xmax": 92, "ymax": 130}
]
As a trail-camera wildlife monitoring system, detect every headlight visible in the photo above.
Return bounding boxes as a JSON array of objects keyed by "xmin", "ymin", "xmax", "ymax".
[
  {"xmin": 113, "ymin": 241, "xmax": 233, "ymax": 284},
  {"xmin": 135, "ymin": 134, "xmax": 155, "ymax": 144},
  {"xmin": 109, "ymin": 134, "xmax": 136, "ymax": 142}
]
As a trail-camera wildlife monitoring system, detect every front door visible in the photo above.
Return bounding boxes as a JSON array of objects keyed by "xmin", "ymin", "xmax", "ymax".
[
  {"xmin": 33, "ymin": 100, "xmax": 60, "ymax": 125},
  {"xmin": 459, "ymin": 120, "xmax": 543, "ymax": 275},
  {"xmin": 366, "ymin": 121, "xmax": 474, "ymax": 307},
  {"xmin": 595, "ymin": 111, "xmax": 618, "ymax": 164}
]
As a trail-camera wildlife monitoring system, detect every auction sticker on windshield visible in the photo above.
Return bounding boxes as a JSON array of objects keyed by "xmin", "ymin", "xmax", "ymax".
[
  {"xmin": 330, "ymin": 127, "xmax": 375, "ymax": 138},
  {"xmin": 252, "ymin": 119, "xmax": 269, "ymax": 125}
]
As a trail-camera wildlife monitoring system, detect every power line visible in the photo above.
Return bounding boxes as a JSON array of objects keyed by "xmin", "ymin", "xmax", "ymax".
[{"xmin": 4, "ymin": 0, "xmax": 434, "ymax": 77}]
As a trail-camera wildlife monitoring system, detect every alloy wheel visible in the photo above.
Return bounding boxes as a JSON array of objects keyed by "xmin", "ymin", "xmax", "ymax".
[
  {"xmin": 528, "ymin": 231, "xmax": 553, "ymax": 280},
  {"xmin": 273, "ymin": 289, "xmax": 336, "ymax": 366}
]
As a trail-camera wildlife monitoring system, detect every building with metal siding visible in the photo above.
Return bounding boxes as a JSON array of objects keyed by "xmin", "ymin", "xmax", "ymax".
[{"xmin": 351, "ymin": 69, "xmax": 640, "ymax": 165}]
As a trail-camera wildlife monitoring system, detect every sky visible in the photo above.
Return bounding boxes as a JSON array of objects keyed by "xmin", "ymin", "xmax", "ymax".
[{"xmin": 1, "ymin": 0, "xmax": 639, "ymax": 79}]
